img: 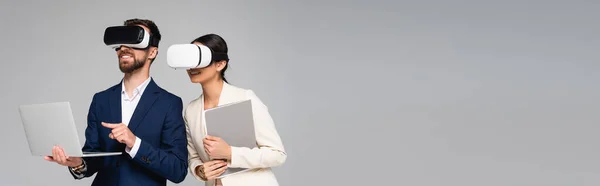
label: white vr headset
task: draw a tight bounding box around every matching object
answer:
[103,25,160,50]
[167,44,229,69]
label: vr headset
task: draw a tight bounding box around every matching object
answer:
[103,25,160,50]
[166,44,229,69]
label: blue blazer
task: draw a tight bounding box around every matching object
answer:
[70,79,188,186]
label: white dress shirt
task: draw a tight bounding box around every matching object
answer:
[71,77,151,177]
[121,77,151,157]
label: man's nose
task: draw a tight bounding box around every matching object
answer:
[115,45,133,51]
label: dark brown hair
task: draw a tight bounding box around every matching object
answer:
[124,18,161,63]
[123,18,161,44]
[191,34,230,83]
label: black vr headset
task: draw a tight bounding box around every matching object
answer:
[166,44,229,69]
[103,25,160,50]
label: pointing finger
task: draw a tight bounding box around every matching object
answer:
[101,122,120,129]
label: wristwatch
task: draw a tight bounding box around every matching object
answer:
[70,160,87,174]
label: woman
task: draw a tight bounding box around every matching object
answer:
[183,33,287,186]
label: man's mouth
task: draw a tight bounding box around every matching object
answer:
[119,53,133,59]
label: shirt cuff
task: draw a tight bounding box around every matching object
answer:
[125,137,142,158]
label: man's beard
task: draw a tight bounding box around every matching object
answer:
[120,56,147,73]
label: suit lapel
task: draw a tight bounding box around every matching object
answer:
[197,83,231,136]
[218,82,233,106]
[109,81,123,123]
[127,79,161,132]
[106,81,124,149]
[197,95,207,136]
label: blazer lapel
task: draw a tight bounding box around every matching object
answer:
[196,94,208,137]
[127,79,160,132]
[108,81,123,123]
[106,81,125,149]
[196,83,232,137]
[217,82,233,106]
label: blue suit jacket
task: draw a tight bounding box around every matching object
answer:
[70,79,188,186]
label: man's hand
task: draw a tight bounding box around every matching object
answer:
[203,135,232,160]
[102,122,136,148]
[44,146,83,167]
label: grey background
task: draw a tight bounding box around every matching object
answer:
[1,0,599,185]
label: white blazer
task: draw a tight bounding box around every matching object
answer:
[184,83,287,186]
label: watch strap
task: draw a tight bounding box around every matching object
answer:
[70,160,87,174]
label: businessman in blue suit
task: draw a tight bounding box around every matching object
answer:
[44,18,188,186]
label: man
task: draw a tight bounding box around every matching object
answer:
[44,18,188,186]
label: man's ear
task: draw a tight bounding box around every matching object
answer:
[148,47,159,60]
[216,60,227,71]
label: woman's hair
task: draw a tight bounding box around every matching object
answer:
[190,34,230,83]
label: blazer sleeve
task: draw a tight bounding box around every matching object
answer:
[229,90,287,169]
[70,93,104,179]
[184,105,205,181]
[130,96,189,183]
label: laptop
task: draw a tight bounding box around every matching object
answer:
[18,101,122,157]
[204,99,257,178]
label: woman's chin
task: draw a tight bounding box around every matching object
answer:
[189,78,204,84]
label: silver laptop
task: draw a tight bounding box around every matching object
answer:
[18,102,122,157]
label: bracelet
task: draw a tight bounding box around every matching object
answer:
[71,161,86,174]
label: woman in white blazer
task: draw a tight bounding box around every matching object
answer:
[182,34,287,186]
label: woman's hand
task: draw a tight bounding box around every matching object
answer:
[203,135,232,160]
[197,160,228,181]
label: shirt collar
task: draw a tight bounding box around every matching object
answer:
[121,77,152,97]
